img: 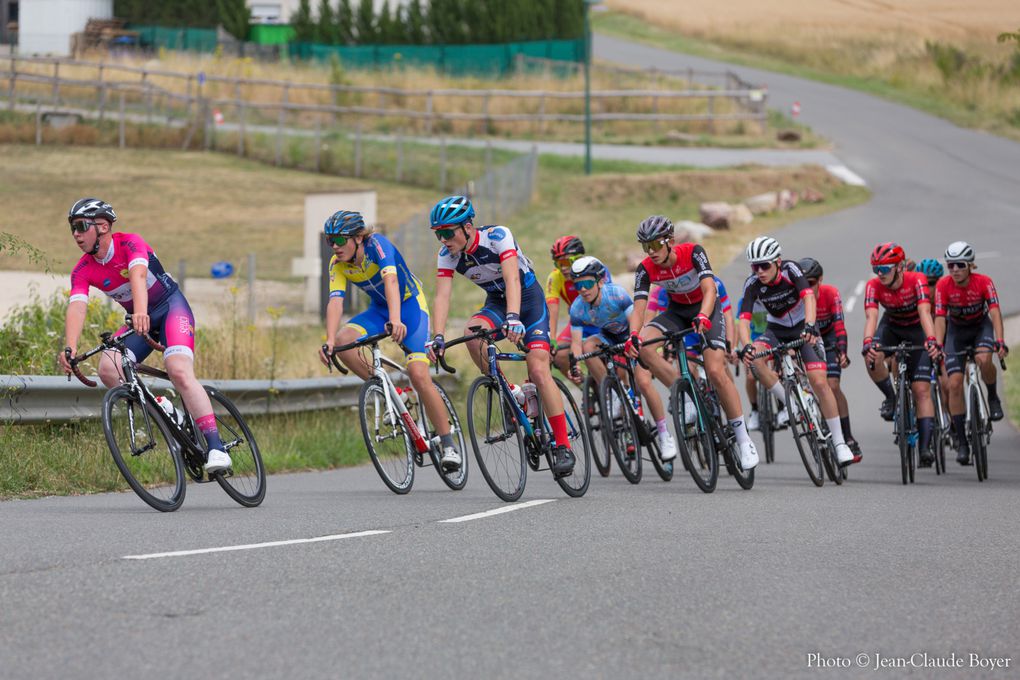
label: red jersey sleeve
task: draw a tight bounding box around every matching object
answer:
[982,274,1000,309]
[864,278,880,311]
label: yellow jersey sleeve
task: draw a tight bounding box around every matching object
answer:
[545,269,564,304]
[328,255,347,299]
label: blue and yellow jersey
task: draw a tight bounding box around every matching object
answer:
[328,233,422,307]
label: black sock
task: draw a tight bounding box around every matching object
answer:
[840,416,854,441]
[440,433,455,449]
[876,377,896,400]
[952,414,967,439]
[750,402,758,413]
[918,417,934,454]
[986,381,998,401]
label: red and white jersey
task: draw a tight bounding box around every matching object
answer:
[815,283,847,349]
[864,271,930,327]
[633,243,714,306]
[934,273,999,326]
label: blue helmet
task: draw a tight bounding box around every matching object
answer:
[429,195,475,228]
[917,258,944,280]
[324,210,366,237]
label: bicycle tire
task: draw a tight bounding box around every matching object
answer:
[671,378,718,493]
[601,376,642,484]
[817,419,842,486]
[758,382,775,464]
[896,380,915,485]
[424,382,469,491]
[643,415,674,482]
[359,379,415,494]
[582,376,612,477]
[971,387,987,482]
[784,381,824,487]
[102,386,186,512]
[931,383,945,476]
[549,377,592,498]
[205,387,266,507]
[716,419,755,490]
[467,376,527,502]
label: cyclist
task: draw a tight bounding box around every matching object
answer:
[738,296,779,431]
[565,256,678,461]
[799,257,862,462]
[737,237,855,466]
[933,241,1008,465]
[316,210,461,472]
[647,276,737,363]
[917,258,944,291]
[546,235,609,380]
[57,198,231,474]
[425,195,575,478]
[861,242,942,466]
[627,215,759,471]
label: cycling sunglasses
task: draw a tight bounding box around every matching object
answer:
[573,278,598,291]
[946,261,968,270]
[640,239,668,253]
[325,234,349,247]
[555,256,580,268]
[872,264,894,275]
[433,226,459,241]
[70,219,98,234]
[751,262,774,272]
[806,278,819,287]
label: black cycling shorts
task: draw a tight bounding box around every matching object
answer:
[944,316,996,375]
[646,299,726,352]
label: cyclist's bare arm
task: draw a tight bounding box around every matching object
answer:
[698,277,717,319]
[322,296,345,365]
[60,300,88,372]
[918,301,936,339]
[629,297,649,336]
[432,275,453,338]
[500,256,522,317]
[934,315,947,346]
[128,263,150,334]
[803,290,817,326]
[382,271,405,342]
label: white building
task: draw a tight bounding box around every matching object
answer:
[18,0,111,55]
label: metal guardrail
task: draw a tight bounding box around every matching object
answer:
[1,372,458,424]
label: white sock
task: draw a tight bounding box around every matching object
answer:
[769,382,786,402]
[656,418,668,436]
[731,417,751,445]
[826,417,846,446]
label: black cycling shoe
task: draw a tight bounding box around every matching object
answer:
[879,396,896,421]
[956,440,972,466]
[550,445,575,479]
[847,438,863,464]
[919,449,934,468]
[988,397,1004,422]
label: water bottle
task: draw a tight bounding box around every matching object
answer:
[509,383,527,410]
[155,395,183,426]
[396,386,414,406]
[522,382,539,419]
[627,386,644,417]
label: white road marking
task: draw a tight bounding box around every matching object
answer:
[123,530,391,560]
[845,280,865,314]
[439,499,556,523]
[825,164,867,186]
[854,280,865,296]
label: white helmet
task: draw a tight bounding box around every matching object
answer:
[746,236,781,264]
[944,241,974,263]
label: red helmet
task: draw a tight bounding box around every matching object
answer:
[550,235,585,260]
[870,242,905,266]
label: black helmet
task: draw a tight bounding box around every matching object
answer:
[636,215,673,243]
[68,198,117,225]
[798,257,823,280]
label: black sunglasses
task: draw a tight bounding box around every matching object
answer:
[946,261,968,270]
[751,262,774,272]
[70,220,97,234]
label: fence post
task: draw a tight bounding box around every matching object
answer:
[98,83,107,125]
[396,131,404,183]
[707,95,715,134]
[484,140,493,214]
[238,99,246,157]
[439,136,447,193]
[52,61,59,104]
[247,253,257,324]
[314,116,321,171]
[145,84,153,124]
[354,121,363,178]
[481,92,490,135]
[177,260,186,294]
[119,92,126,149]
[425,91,433,135]
[7,56,14,111]
[35,102,42,145]
[186,75,193,119]
[275,84,288,166]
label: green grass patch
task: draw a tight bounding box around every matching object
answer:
[1005,353,1020,429]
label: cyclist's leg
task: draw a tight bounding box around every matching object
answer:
[336,307,385,380]
[98,325,150,387]
[552,325,573,377]
[583,335,609,384]
[903,326,935,455]
[466,296,505,373]
[402,296,451,439]
[972,317,1001,418]
[638,308,681,387]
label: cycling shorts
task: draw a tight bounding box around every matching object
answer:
[646,299,726,352]
[347,291,431,365]
[472,281,551,352]
[756,322,826,372]
[875,318,931,383]
[119,290,196,363]
[822,338,842,379]
[944,316,996,376]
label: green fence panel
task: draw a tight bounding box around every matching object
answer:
[249,24,295,46]
[131,25,218,53]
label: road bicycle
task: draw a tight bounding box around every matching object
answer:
[324,327,466,494]
[753,338,843,487]
[662,329,754,493]
[871,342,930,485]
[67,323,265,512]
[444,326,591,502]
[929,360,950,476]
[575,342,673,484]
[947,348,1007,482]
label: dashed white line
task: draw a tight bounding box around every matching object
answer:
[123,530,391,560]
[825,164,867,187]
[439,499,556,523]
[845,280,865,314]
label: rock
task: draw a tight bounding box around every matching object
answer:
[665,129,700,143]
[699,202,732,230]
[801,187,825,203]
[625,249,646,272]
[744,192,778,215]
[777,129,801,142]
[730,204,754,226]
[778,189,799,211]
[677,220,715,242]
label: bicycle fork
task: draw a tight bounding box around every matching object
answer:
[375,366,430,455]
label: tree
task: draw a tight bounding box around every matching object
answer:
[215,0,251,40]
[404,0,427,44]
[291,0,316,42]
[376,0,396,44]
[336,0,354,44]
[355,0,376,43]
[316,0,338,44]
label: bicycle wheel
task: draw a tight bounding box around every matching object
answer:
[359,379,415,494]
[896,382,912,485]
[548,377,592,498]
[817,419,842,486]
[643,414,674,482]
[716,421,755,490]
[102,386,186,512]
[784,381,824,487]
[601,376,642,484]
[970,387,987,482]
[758,382,775,464]
[467,376,527,502]
[671,378,718,493]
[203,388,267,507]
[423,382,469,491]
[583,376,612,477]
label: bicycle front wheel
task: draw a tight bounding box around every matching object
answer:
[422,381,469,491]
[785,382,824,487]
[970,387,988,482]
[897,382,914,485]
[103,386,186,512]
[467,376,527,502]
[671,378,717,493]
[548,377,592,498]
[360,379,415,494]
[205,387,266,507]
[583,376,612,477]
[758,382,775,464]
[601,376,641,484]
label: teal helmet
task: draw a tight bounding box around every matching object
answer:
[429,195,475,228]
[917,258,944,280]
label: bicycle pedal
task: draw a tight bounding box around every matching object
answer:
[414,453,424,467]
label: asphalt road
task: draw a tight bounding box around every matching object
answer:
[3,34,1020,679]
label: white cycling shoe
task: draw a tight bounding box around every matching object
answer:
[204,448,232,474]
[440,446,462,471]
[683,399,698,425]
[657,431,678,461]
[776,406,791,427]
[834,442,854,466]
[737,440,760,471]
[746,410,760,431]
